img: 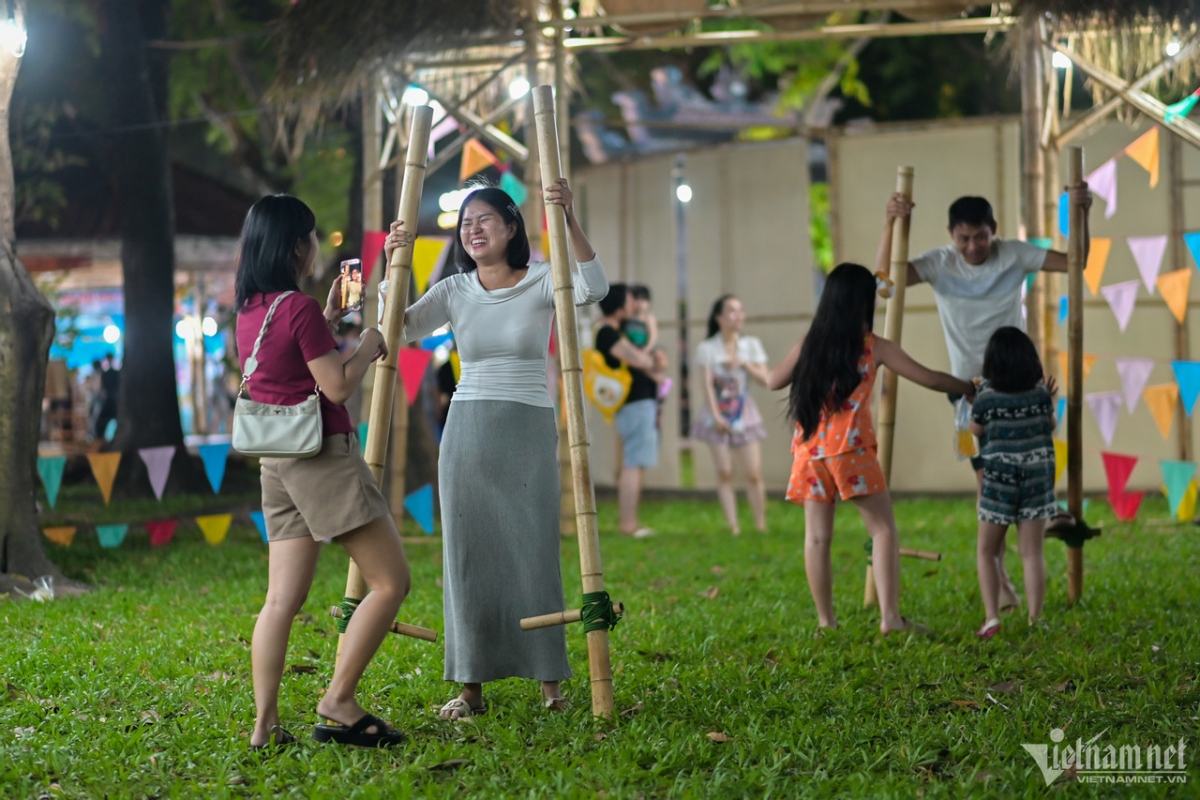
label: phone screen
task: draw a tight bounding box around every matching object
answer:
[341,258,364,312]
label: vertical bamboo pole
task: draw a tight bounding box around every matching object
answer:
[865,166,913,608]
[1065,146,1085,604]
[360,91,384,424]
[1021,26,1046,362]
[532,85,614,719]
[523,0,543,258]
[336,105,432,659]
[1167,133,1194,463]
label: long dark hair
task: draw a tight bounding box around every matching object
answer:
[707,294,734,338]
[452,187,532,272]
[788,263,878,441]
[982,326,1043,393]
[234,194,316,310]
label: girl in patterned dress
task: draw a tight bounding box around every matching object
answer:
[768,263,974,633]
[969,327,1058,638]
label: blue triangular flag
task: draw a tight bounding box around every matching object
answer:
[357,422,369,453]
[1160,461,1197,518]
[1184,231,1200,270]
[36,455,67,509]
[1059,498,1091,515]
[1024,273,1037,293]
[1171,361,1200,415]
[95,523,128,548]
[249,511,268,543]
[499,170,528,207]
[1056,397,1066,429]
[403,484,435,534]
[420,332,455,351]
[1029,237,1054,249]
[1058,296,1068,324]
[1058,192,1070,237]
[197,443,230,494]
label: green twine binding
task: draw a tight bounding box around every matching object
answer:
[581,591,622,632]
[337,596,361,633]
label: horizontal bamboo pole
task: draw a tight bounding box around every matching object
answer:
[520,602,625,631]
[542,0,978,29]
[329,606,438,642]
[899,548,941,562]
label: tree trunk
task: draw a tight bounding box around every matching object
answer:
[0,1,83,594]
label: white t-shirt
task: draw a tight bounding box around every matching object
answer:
[693,334,768,372]
[911,239,1047,381]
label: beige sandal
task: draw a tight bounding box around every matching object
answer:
[438,697,487,720]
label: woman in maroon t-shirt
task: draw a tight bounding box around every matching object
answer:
[235,195,411,749]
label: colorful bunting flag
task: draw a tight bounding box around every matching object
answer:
[1160,461,1197,518]
[36,455,66,509]
[1124,127,1160,188]
[420,332,455,351]
[403,484,435,534]
[1086,158,1118,219]
[1101,451,1138,497]
[95,523,128,549]
[198,443,230,494]
[1057,352,1097,387]
[249,511,268,543]
[499,170,528,207]
[146,519,178,547]
[42,526,76,547]
[1172,361,1200,415]
[428,114,460,158]
[196,514,232,546]
[1115,358,1154,413]
[1110,490,1144,521]
[1157,268,1192,324]
[1058,295,1068,324]
[1058,191,1069,237]
[397,349,433,405]
[1177,481,1198,521]
[138,446,176,501]
[1053,439,1068,485]
[357,421,369,454]
[1086,391,1122,446]
[412,237,450,294]
[1100,280,1139,332]
[449,350,461,383]
[1084,238,1112,296]
[1184,231,1200,270]
[86,452,122,505]
[1056,397,1066,429]
[460,138,499,182]
[1127,236,1167,293]
[1143,383,1178,439]
[1165,88,1200,124]
[361,231,388,286]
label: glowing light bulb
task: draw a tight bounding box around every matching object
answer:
[676,184,693,203]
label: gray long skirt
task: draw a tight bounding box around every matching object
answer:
[439,400,571,684]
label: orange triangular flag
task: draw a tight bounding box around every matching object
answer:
[1157,268,1191,324]
[1053,439,1068,486]
[1057,352,1097,387]
[459,138,499,182]
[42,526,76,547]
[1083,238,1112,296]
[86,452,122,505]
[1124,127,1160,188]
[1143,382,1178,439]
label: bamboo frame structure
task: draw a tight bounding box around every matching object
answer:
[865,166,913,609]
[1065,146,1085,604]
[333,106,434,656]
[525,84,617,719]
[521,602,625,632]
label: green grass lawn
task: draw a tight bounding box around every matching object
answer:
[3,490,1198,798]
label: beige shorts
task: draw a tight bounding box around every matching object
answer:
[260,432,391,542]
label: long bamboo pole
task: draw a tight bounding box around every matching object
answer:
[531,84,615,719]
[865,166,913,609]
[1065,146,1085,604]
[1167,133,1193,464]
[334,105,433,660]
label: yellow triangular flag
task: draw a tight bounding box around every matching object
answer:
[450,350,461,383]
[1057,352,1097,387]
[1178,480,1198,521]
[412,238,448,294]
[86,452,122,505]
[1143,382,1178,439]
[1084,238,1112,296]
[196,514,232,546]
[1157,268,1191,324]
[459,138,498,182]
[1124,127,1160,188]
[1053,439,1068,486]
[42,526,76,547]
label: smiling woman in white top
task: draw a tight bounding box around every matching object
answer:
[382,181,608,721]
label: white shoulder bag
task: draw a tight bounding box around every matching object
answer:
[232,291,324,458]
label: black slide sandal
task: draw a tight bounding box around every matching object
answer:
[313,713,405,748]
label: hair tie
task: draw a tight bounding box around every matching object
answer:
[875,270,894,299]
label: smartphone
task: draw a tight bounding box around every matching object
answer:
[340,258,364,312]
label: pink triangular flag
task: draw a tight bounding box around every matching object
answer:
[361,231,388,286]
[1086,391,1122,447]
[1085,158,1118,219]
[146,519,178,547]
[397,348,434,406]
[138,446,176,501]
[1102,451,1138,497]
[1127,236,1167,294]
[1115,358,1154,413]
[1099,280,1140,332]
[1111,490,1144,521]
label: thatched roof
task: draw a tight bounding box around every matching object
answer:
[1017,0,1200,28]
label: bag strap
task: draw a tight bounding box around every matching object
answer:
[239,292,320,398]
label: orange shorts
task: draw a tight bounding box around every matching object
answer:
[786,447,887,504]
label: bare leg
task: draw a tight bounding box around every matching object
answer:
[1016,518,1047,622]
[803,499,837,629]
[707,442,740,534]
[735,440,767,532]
[251,536,322,747]
[977,520,1008,625]
[849,491,905,632]
[315,515,411,732]
[977,467,1019,609]
[618,465,643,534]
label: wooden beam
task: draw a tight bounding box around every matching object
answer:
[543,0,974,29]
[417,86,529,164]
[424,95,524,175]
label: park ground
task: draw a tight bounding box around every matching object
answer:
[2,487,1198,799]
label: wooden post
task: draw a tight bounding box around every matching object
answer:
[1065,146,1085,604]
[335,106,433,661]
[532,85,615,719]
[1167,132,1194,463]
[865,165,913,608]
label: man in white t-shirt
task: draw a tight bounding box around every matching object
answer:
[877,189,1092,610]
